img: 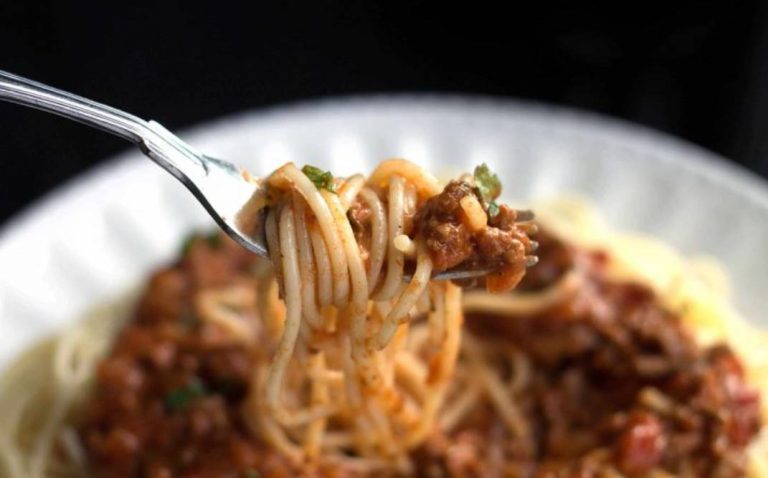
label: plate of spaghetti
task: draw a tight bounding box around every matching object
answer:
[0,96,766,477]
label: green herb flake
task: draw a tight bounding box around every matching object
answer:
[243,469,261,478]
[166,379,207,412]
[302,165,337,193]
[180,231,221,255]
[205,231,222,249]
[487,201,500,218]
[180,235,197,256]
[473,163,502,203]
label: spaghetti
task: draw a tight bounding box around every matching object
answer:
[452,198,768,476]
[0,173,766,477]
[242,159,535,469]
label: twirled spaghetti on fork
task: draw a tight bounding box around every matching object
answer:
[242,159,535,470]
[1,160,765,478]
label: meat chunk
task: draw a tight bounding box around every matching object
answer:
[414,181,533,292]
[615,412,665,475]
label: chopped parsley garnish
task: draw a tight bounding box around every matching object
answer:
[302,165,336,193]
[166,379,207,411]
[474,163,501,200]
[205,231,222,249]
[474,163,502,217]
[180,231,222,255]
[180,234,197,255]
[487,201,500,218]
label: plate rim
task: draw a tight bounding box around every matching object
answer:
[1,93,767,369]
[2,93,767,241]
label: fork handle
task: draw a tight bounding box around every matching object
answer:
[0,69,207,181]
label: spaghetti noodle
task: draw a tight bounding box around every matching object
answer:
[0,172,765,477]
[242,159,535,469]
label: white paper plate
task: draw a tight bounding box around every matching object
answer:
[1,95,767,368]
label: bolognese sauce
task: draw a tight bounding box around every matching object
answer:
[79,232,761,477]
[80,237,298,477]
[422,232,762,477]
[412,180,535,293]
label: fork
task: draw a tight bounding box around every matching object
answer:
[0,69,532,281]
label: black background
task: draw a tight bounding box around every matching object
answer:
[2,2,767,226]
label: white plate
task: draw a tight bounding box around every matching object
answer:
[1,95,767,368]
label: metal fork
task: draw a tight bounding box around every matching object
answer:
[0,69,532,281]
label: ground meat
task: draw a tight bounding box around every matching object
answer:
[347,199,371,243]
[417,233,762,477]
[424,222,473,271]
[413,181,477,271]
[80,235,300,478]
[615,412,665,475]
[82,231,762,477]
[347,199,373,268]
[413,181,533,292]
